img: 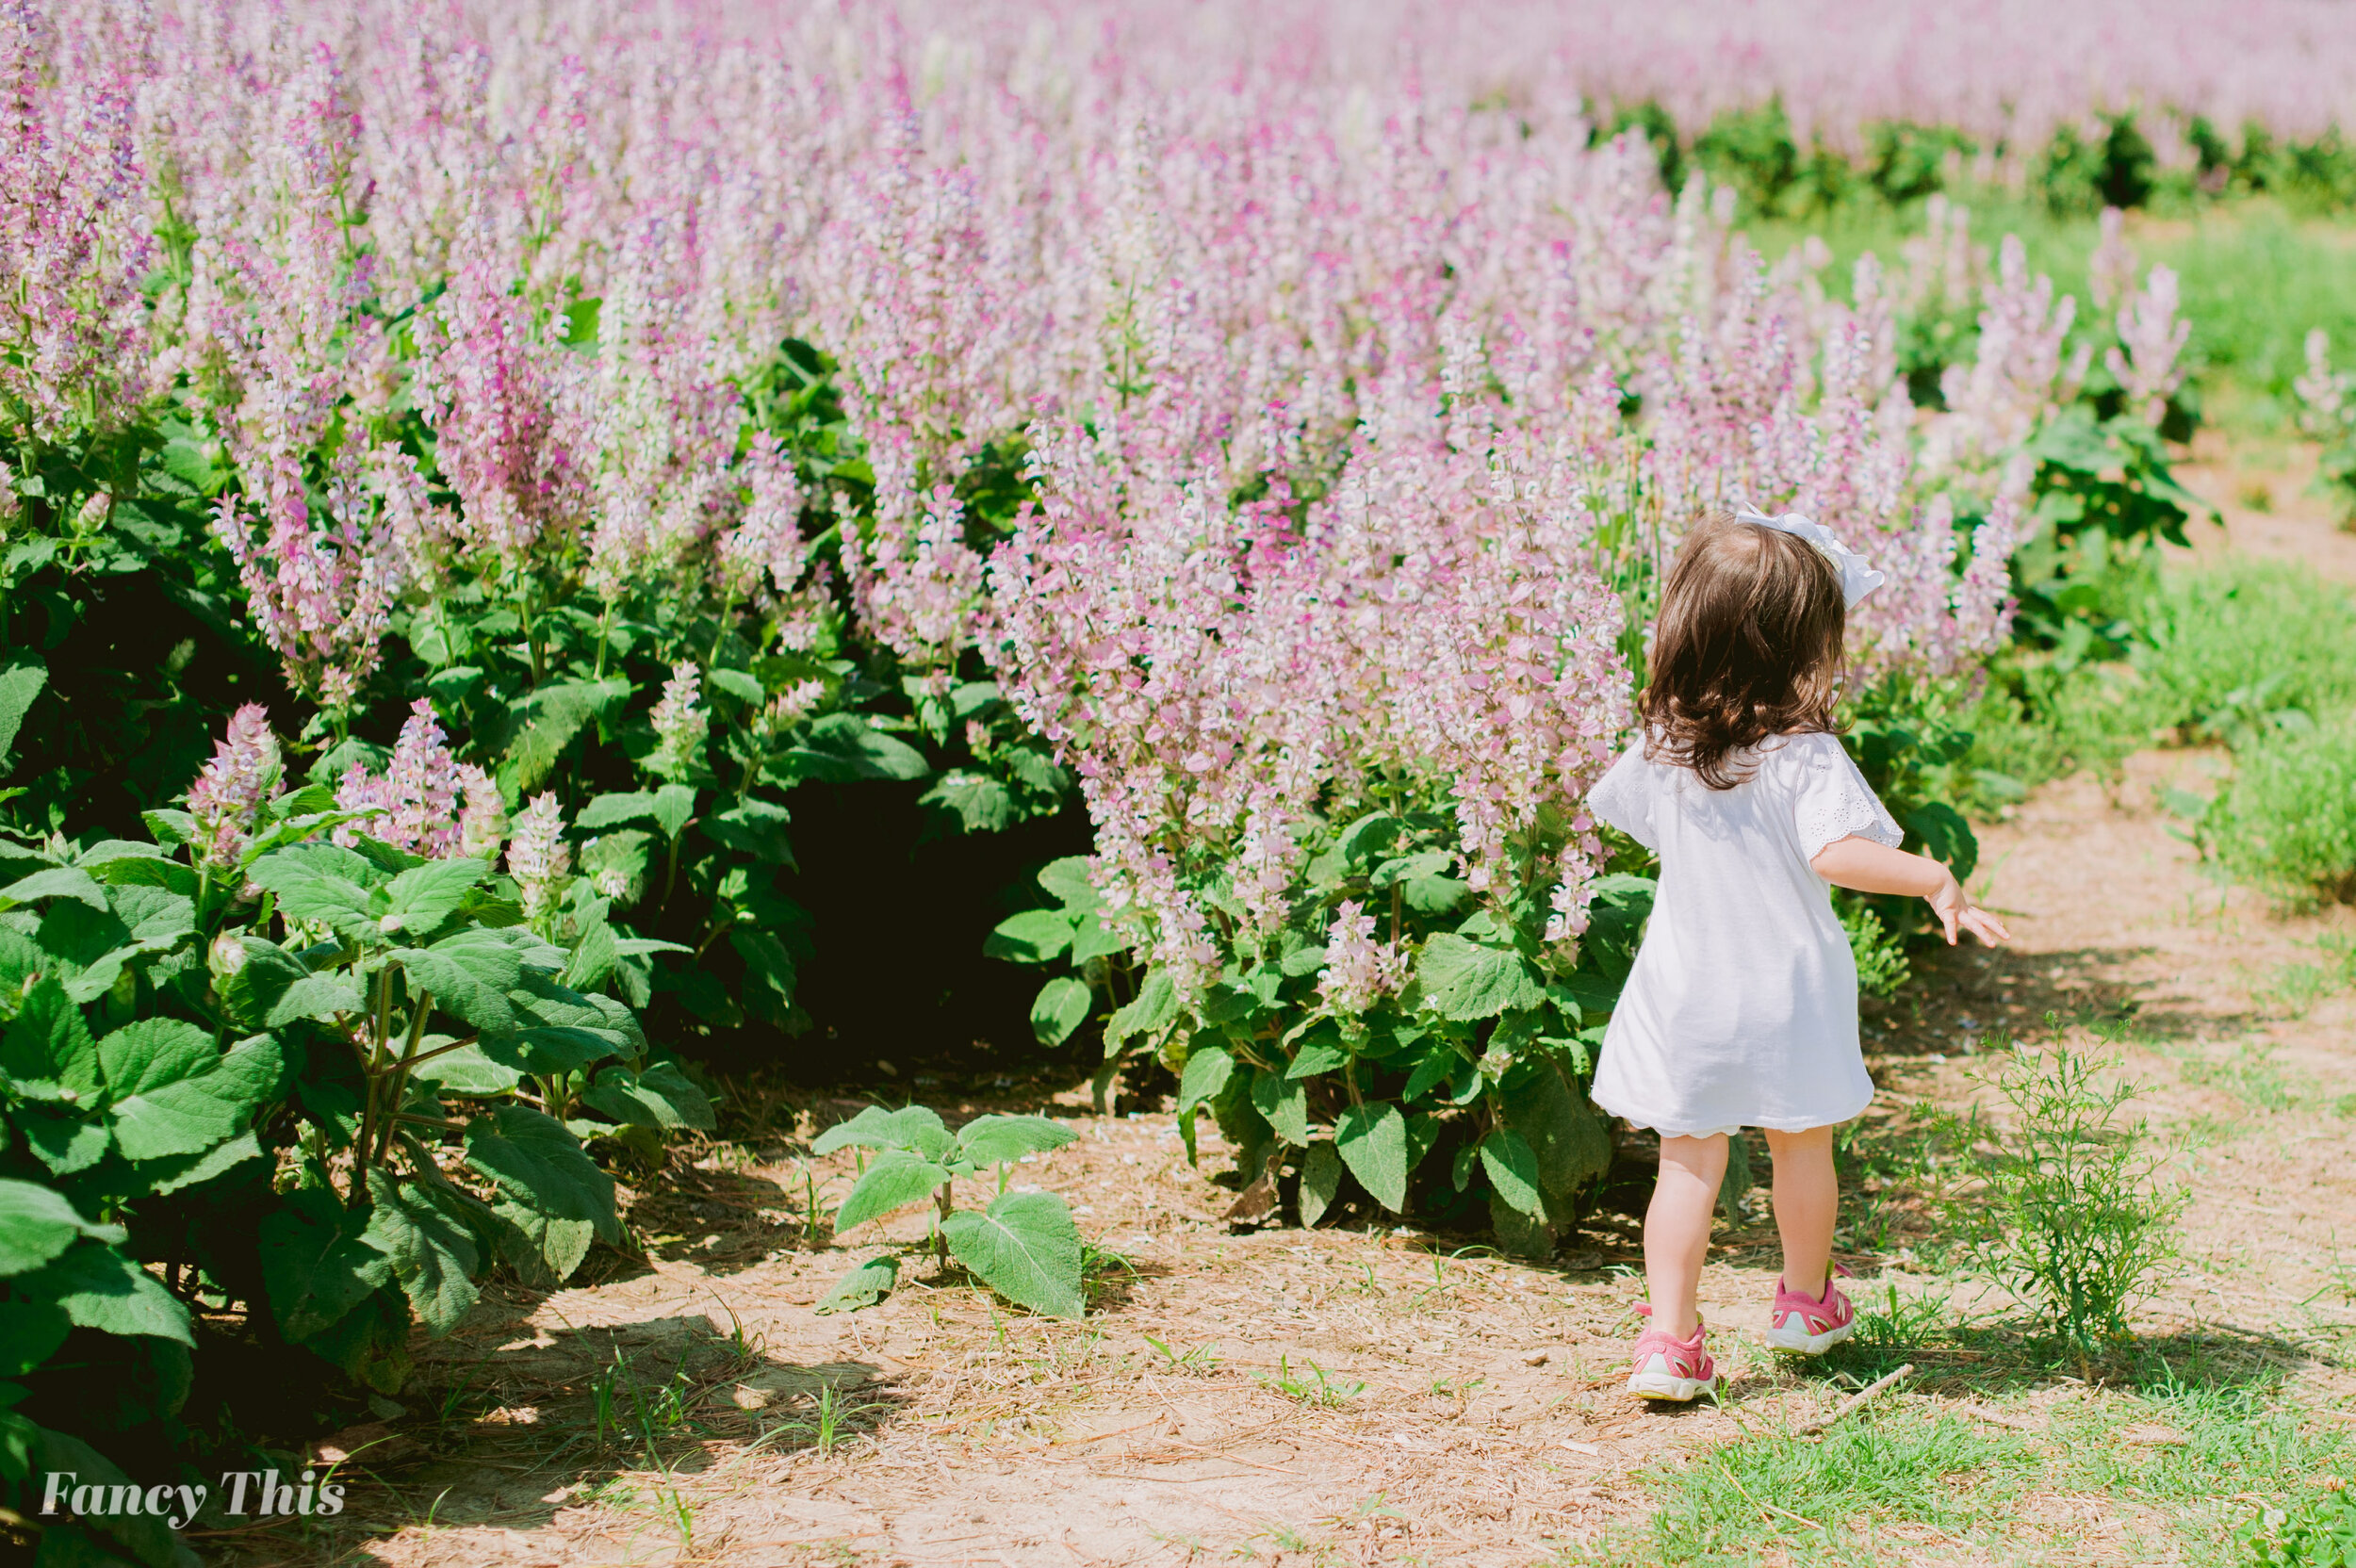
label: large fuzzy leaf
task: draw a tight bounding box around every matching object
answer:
[462,1104,619,1240]
[833,1152,952,1233]
[1415,934,1544,1021]
[395,927,524,1035]
[811,1104,947,1156]
[956,1114,1075,1168]
[1028,976,1093,1047]
[812,1254,899,1315]
[14,1237,194,1345]
[361,1169,481,1338]
[942,1191,1084,1319]
[0,978,100,1101]
[1335,1101,1411,1213]
[579,1061,715,1131]
[0,1179,123,1276]
[381,858,490,937]
[258,1187,395,1340]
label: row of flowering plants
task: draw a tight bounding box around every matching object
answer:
[0,25,2215,1557]
[0,702,707,1559]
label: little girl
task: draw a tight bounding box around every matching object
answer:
[1585,507,2009,1402]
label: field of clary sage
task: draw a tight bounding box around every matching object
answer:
[3,2,2356,1564]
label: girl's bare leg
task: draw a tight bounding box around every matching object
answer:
[1761,1124,1839,1298]
[1643,1134,1729,1338]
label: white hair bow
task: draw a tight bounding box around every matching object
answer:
[1732,504,1886,609]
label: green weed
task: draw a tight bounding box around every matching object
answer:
[1141,1334,1219,1376]
[1259,1354,1363,1407]
[1943,1040,2187,1357]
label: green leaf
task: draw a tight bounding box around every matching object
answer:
[1335,1102,1411,1213]
[1176,1045,1234,1113]
[709,667,764,706]
[578,1061,716,1131]
[489,1197,596,1290]
[410,1040,524,1096]
[1029,976,1093,1046]
[984,908,1073,964]
[564,920,619,993]
[1251,1069,1309,1146]
[0,978,100,1102]
[0,866,107,911]
[833,1152,951,1232]
[21,1114,111,1176]
[1299,1142,1344,1227]
[505,678,628,792]
[1415,934,1545,1021]
[246,845,384,940]
[1069,910,1125,964]
[1036,857,1099,912]
[395,927,524,1035]
[920,772,1014,834]
[102,1026,280,1164]
[1905,801,1980,881]
[812,1254,899,1315]
[1497,1058,1612,1207]
[381,858,489,936]
[462,1104,619,1240]
[361,1168,480,1338]
[258,1187,395,1340]
[704,798,796,865]
[956,1114,1075,1168]
[731,928,799,1024]
[778,712,930,782]
[0,1180,123,1276]
[96,1019,214,1097]
[1284,1020,1350,1078]
[15,1237,193,1345]
[810,1104,948,1155]
[941,1190,1084,1319]
[1478,1130,1546,1218]
[0,659,45,764]
[1104,969,1178,1050]
[140,1129,265,1196]
[264,972,366,1026]
[578,785,698,840]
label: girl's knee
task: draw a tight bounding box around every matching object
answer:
[1761,1123,1836,1157]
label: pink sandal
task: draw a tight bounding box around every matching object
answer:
[1765,1264,1857,1354]
[1626,1305,1716,1401]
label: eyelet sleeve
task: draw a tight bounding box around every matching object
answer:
[1586,743,1658,851]
[1782,733,1904,861]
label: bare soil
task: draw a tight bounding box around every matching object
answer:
[207,445,2356,1568]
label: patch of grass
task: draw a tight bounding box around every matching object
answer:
[2135,564,2356,745]
[2172,1037,2304,1113]
[1575,1372,2356,1567]
[1566,1407,2036,1565]
[2209,712,2356,906]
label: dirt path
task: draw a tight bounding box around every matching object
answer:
[216,462,2356,1568]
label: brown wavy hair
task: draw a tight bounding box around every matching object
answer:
[1638,508,1846,790]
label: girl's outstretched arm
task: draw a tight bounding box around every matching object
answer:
[1809,834,2011,946]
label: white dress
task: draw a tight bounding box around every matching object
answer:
[1583,729,1904,1138]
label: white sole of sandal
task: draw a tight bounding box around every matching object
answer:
[1765,1316,1857,1354]
[1627,1369,1710,1401]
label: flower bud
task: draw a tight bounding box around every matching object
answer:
[208,929,249,984]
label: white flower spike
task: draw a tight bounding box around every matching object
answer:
[1732,504,1886,609]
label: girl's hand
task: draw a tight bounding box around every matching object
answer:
[1811,835,2011,946]
[1928,868,2010,947]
